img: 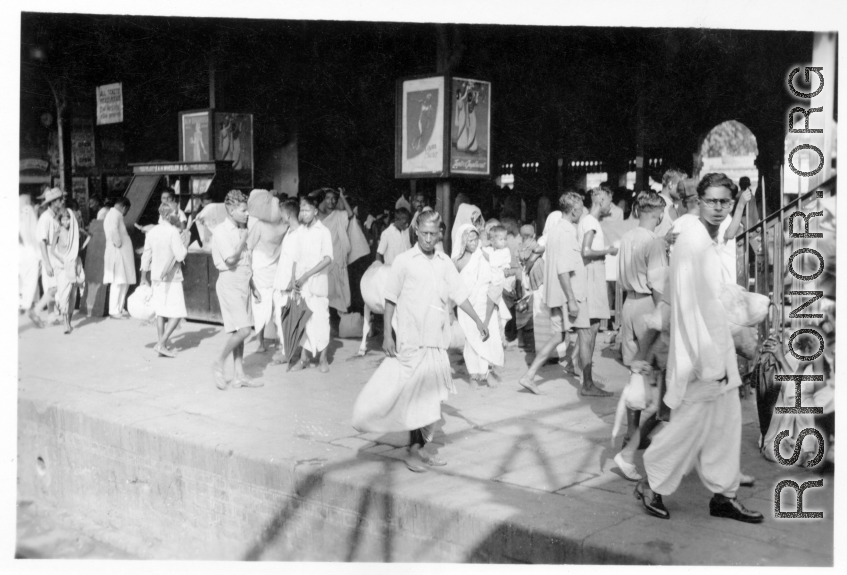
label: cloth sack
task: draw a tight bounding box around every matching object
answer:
[127,285,155,321]
[611,371,658,442]
[338,311,365,339]
[719,283,770,360]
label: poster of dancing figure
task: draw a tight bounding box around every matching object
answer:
[214,112,254,188]
[398,75,445,176]
[450,77,490,176]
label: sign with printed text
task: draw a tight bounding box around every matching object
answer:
[96,83,124,125]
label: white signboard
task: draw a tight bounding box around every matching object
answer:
[96,83,123,125]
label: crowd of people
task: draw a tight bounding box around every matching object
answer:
[20,168,816,524]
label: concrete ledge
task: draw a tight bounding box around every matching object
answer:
[16,317,834,564]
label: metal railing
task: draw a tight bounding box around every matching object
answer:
[734,177,836,344]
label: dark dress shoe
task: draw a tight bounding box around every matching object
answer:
[709,494,763,523]
[634,480,670,519]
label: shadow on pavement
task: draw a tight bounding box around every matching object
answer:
[168,326,220,351]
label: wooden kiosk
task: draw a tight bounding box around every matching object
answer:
[119,160,238,323]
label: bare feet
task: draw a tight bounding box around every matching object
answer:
[518,376,544,395]
[27,310,45,328]
[318,360,330,373]
[288,360,308,373]
[233,375,264,388]
[580,383,613,397]
[212,361,228,390]
[154,345,176,358]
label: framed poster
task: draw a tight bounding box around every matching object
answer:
[179,110,213,162]
[71,117,96,172]
[449,77,491,176]
[214,112,254,188]
[72,177,89,220]
[106,175,132,196]
[396,75,447,178]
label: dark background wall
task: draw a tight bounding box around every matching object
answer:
[20,13,818,208]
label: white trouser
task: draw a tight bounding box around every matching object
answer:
[644,385,741,497]
[109,283,129,316]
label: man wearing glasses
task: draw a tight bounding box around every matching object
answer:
[635,173,763,524]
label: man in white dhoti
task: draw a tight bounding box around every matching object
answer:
[103,197,136,319]
[246,189,288,352]
[140,203,190,358]
[351,210,489,472]
[33,188,65,324]
[635,173,763,524]
[271,199,303,363]
[290,190,334,373]
[20,195,44,327]
[318,187,365,313]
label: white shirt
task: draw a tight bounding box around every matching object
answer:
[384,244,469,351]
[141,222,189,282]
[377,224,412,265]
[482,246,511,285]
[577,213,605,251]
[654,192,676,238]
[36,209,59,248]
[211,218,250,272]
[296,220,334,297]
[274,226,303,291]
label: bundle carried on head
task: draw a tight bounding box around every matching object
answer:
[246,188,281,223]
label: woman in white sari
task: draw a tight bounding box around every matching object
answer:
[451,203,484,252]
[453,223,503,386]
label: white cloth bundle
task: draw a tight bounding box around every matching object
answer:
[127,285,155,321]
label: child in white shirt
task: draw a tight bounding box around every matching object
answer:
[376,207,412,265]
[482,225,513,348]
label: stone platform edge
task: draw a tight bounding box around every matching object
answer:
[16,395,824,565]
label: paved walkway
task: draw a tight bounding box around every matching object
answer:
[17,314,834,564]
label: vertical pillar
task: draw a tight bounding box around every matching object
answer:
[557,158,564,194]
[634,64,647,193]
[436,181,452,253]
[435,25,455,254]
[209,57,216,109]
